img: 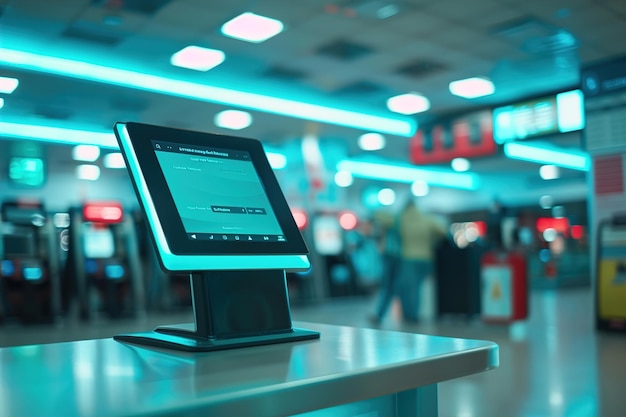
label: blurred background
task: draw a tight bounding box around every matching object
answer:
[1,1,626,416]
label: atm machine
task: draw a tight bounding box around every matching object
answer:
[68,201,145,320]
[0,200,61,324]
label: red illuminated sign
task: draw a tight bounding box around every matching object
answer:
[83,202,124,224]
[409,110,496,164]
[536,217,570,237]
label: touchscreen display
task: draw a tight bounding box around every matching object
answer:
[153,140,287,243]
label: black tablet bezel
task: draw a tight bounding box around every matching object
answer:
[117,122,308,257]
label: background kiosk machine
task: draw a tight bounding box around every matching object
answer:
[113,122,319,351]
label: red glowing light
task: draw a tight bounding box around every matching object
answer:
[472,221,487,236]
[83,202,124,223]
[291,208,308,230]
[536,217,569,237]
[338,211,358,230]
[571,225,584,240]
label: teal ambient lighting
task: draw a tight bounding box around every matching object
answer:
[0,48,415,136]
[504,142,590,171]
[336,158,480,190]
[0,121,117,148]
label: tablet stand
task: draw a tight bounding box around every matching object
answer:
[114,269,319,352]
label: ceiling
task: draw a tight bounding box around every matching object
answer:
[0,0,624,209]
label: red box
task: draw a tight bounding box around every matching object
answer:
[480,251,528,323]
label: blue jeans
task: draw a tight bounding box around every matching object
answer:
[376,258,432,322]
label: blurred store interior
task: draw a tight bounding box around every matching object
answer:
[1,1,626,416]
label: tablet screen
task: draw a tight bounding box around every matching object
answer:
[114,122,309,271]
[153,140,286,243]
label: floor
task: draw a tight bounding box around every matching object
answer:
[1,286,625,417]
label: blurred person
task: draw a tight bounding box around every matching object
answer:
[370,200,446,324]
[368,210,401,325]
[395,200,447,323]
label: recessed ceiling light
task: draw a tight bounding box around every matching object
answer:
[451,157,471,172]
[539,165,560,180]
[0,76,19,94]
[378,188,396,206]
[335,170,354,187]
[103,153,125,169]
[221,12,284,43]
[386,93,430,114]
[72,145,100,162]
[265,152,287,170]
[214,109,252,130]
[449,77,495,99]
[411,180,429,197]
[170,46,225,71]
[357,132,386,151]
[76,164,100,181]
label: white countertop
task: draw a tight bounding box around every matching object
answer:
[0,322,499,417]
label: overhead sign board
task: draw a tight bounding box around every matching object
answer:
[409,110,495,165]
[493,90,585,143]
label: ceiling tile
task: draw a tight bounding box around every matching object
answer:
[425,0,511,22]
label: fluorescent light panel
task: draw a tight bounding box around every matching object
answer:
[539,165,560,180]
[214,109,252,130]
[76,164,100,181]
[386,93,430,115]
[378,188,396,205]
[170,46,225,71]
[336,159,480,190]
[104,153,126,169]
[504,142,590,171]
[451,157,471,172]
[0,121,117,148]
[334,170,354,187]
[221,12,284,43]
[0,48,413,136]
[411,180,429,196]
[449,77,494,99]
[358,132,385,151]
[265,152,287,170]
[0,76,19,94]
[73,145,100,162]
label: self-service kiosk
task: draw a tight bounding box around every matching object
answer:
[68,201,144,320]
[0,200,61,324]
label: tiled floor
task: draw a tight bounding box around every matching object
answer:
[1,286,625,417]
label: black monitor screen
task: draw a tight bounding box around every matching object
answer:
[114,122,309,271]
[153,141,286,243]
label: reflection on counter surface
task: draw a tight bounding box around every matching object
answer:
[0,288,624,417]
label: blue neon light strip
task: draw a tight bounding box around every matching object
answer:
[0,121,118,148]
[0,48,416,136]
[503,142,590,171]
[336,158,480,190]
[0,121,287,169]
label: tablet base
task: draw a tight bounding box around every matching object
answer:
[115,325,319,352]
[114,270,320,352]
